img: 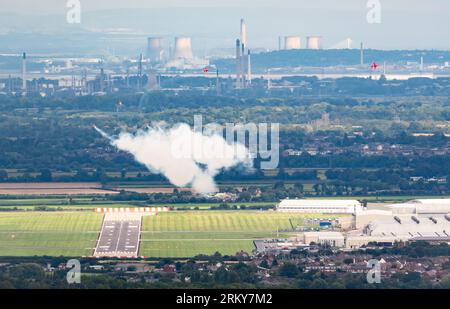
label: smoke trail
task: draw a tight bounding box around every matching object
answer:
[92,125,112,141]
[95,124,252,194]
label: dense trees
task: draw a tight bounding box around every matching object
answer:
[0,90,448,196]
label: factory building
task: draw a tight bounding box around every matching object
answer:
[349,199,450,248]
[389,199,450,214]
[302,231,346,247]
[354,209,393,229]
[277,199,362,214]
[293,198,450,249]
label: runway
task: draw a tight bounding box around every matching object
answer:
[93,213,142,258]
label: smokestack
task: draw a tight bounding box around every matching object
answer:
[241,43,246,87]
[147,37,164,62]
[174,37,193,59]
[247,49,252,86]
[138,53,143,90]
[360,42,364,66]
[240,18,247,46]
[21,52,27,93]
[235,39,241,89]
[284,36,301,50]
[278,36,283,50]
[306,36,323,49]
[99,68,105,92]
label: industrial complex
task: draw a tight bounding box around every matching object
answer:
[275,198,450,250]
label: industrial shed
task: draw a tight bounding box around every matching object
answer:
[277,199,362,214]
[389,199,450,214]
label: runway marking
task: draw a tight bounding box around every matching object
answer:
[93,213,144,258]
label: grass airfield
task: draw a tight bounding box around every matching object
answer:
[0,212,102,256]
[3,193,444,257]
[0,209,336,257]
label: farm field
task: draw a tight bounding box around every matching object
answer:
[0,212,103,256]
[140,211,338,257]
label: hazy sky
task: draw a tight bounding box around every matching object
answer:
[1,0,449,13]
[0,0,449,50]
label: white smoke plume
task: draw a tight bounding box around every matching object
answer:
[94,124,252,194]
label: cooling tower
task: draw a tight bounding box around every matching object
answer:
[306,36,323,49]
[147,37,164,62]
[174,37,193,59]
[284,36,301,50]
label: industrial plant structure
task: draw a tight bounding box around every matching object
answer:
[284,36,301,50]
[21,52,26,94]
[306,36,323,49]
[174,37,194,59]
[285,198,450,249]
[235,18,252,88]
[146,37,164,63]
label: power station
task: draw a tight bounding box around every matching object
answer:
[174,37,194,59]
[146,37,164,63]
[284,36,301,50]
[306,36,323,49]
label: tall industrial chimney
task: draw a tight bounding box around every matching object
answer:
[235,39,241,88]
[278,36,283,50]
[247,49,252,86]
[147,37,164,62]
[240,18,247,47]
[138,53,143,90]
[99,67,105,92]
[241,42,246,86]
[174,37,193,59]
[21,52,27,93]
[284,36,301,50]
[306,36,323,49]
[360,42,364,66]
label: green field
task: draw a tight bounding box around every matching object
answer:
[0,210,337,257]
[140,211,336,258]
[0,212,103,256]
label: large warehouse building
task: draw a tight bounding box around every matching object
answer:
[277,199,362,214]
[295,198,450,249]
[389,199,450,214]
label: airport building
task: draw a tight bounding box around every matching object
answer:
[302,231,345,247]
[294,199,450,249]
[277,199,362,214]
[389,199,450,214]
